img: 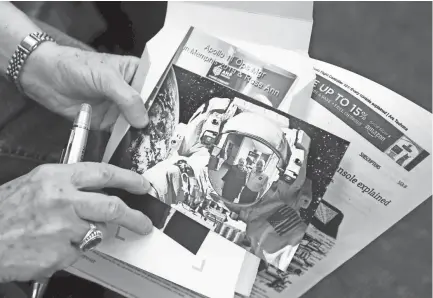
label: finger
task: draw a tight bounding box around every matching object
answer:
[112,81,149,129]
[68,162,151,194]
[72,191,153,235]
[55,246,82,271]
[34,245,81,280]
[34,269,56,281]
[54,200,108,245]
[66,215,92,244]
[104,57,148,129]
[99,104,120,131]
[120,55,141,84]
[60,246,82,268]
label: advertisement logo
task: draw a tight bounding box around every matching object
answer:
[212,65,223,76]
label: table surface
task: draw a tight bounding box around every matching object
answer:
[304,2,432,298]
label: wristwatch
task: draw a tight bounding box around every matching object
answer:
[5,32,55,92]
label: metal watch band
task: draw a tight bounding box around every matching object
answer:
[5,32,56,91]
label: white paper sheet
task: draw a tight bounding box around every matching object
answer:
[241,56,432,298]
[74,26,333,298]
[68,3,319,297]
[71,48,432,298]
[165,1,313,53]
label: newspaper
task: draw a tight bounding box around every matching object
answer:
[69,43,431,298]
[233,49,432,297]
[67,27,349,298]
[247,57,431,298]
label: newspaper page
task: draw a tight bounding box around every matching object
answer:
[68,27,349,298]
[241,55,432,297]
[67,251,258,298]
[69,43,431,298]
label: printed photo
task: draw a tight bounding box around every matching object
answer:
[109,67,349,272]
[107,27,349,273]
[256,200,344,292]
[385,136,425,169]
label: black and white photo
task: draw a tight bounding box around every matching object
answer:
[108,27,350,273]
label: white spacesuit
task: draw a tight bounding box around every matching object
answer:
[142,96,313,271]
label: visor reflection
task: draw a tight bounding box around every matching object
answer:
[208,133,281,206]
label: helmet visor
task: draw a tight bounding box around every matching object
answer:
[207,132,283,207]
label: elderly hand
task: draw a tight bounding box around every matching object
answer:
[0,162,153,283]
[19,42,148,130]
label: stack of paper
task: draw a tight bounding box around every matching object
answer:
[67,2,432,298]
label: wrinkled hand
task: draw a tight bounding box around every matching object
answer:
[19,42,148,130]
[0,162,153,283]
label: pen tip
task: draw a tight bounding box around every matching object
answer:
[74,103,92,129]
[80,103,92,114]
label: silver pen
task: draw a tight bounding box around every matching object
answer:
[31,103,92,298]
[60,103,92,164]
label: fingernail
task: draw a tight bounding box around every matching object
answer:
[143,227,153,236]
[143,109,149,127]
[142,216,154,235]
[131,94,148,129]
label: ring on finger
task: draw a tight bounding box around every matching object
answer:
[78,223,103,252]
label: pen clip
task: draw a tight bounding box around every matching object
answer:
[60,129,75,164]
[59,148,66,163]
[31,278,50,298]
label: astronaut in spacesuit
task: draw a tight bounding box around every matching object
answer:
[142,96,313,270]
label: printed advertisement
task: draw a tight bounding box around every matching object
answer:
[244,59,432,298]
[105,27,348,279]
[312,74,428,171]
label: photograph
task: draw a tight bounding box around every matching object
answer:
[385,136,425,169]
[108,60,349,272]
[256,200,344,292]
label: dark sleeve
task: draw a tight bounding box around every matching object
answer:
[222,166,233,181]
[241,170,248,184]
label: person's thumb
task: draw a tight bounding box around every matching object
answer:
[104,56,149,129]
[107,79,149,129]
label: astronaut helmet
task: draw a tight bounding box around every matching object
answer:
[206,110,309,210]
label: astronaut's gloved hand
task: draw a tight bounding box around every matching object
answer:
[229,212,239,220]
